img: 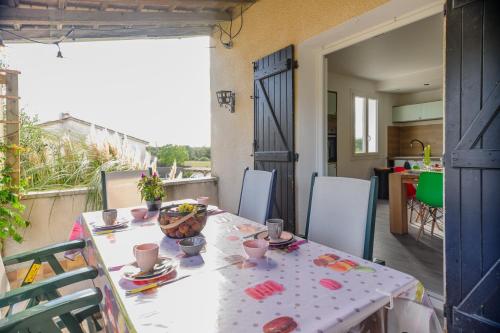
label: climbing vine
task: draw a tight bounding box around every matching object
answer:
[0,144,29,243]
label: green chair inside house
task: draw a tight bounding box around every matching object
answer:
[415,171,443,241]
[0,240,103,332]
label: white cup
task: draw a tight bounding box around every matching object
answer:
[133,243,159,272]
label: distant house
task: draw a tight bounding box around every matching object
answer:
[39,113,150,159]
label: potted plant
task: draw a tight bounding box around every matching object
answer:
[137,172,164,211]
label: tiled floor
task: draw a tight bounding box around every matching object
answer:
[7,255,87,288]
[373,200,444,295]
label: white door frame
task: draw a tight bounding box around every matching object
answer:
[316,1,444,176]
[295,0,443,233]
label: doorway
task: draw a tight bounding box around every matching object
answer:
[324,13,445,298]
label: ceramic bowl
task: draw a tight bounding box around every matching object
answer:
[243,239,269,258]
[131,208,148,220]
[179,236,206,256]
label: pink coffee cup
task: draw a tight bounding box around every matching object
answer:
[133,243,159,272]
[197,196,209,206]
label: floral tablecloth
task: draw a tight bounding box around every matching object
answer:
[80,205,440,333]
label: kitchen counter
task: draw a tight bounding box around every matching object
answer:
[388,156,441,160]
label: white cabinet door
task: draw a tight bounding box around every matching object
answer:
[392,100,443,122]
[393,104,422,122]
[420,101,443,120]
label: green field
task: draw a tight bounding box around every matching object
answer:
[183,160,211,168]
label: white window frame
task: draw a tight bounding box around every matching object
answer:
[351,91,379,158]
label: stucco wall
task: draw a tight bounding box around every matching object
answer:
[4,188,89,257]
[3,178,218,256]
[210,0,389,224]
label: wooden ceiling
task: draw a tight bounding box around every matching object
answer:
[0,0,255,42]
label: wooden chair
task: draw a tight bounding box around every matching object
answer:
[101,169,150,210]
[305,173,381,262]
[237,167,277,224]
[0,241,102,332]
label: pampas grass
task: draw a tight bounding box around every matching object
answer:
[21,116,152,211]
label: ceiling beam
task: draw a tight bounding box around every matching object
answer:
[74,0,253,5]
[0,7,227,26]
[0,26,214,41]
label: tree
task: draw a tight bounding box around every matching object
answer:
[157,145,189,166]
[186,146,211,161]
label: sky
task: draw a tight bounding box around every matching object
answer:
[4,37,211,147]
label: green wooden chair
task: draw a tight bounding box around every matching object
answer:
[0,280,102,332]
[415,171,443,241]
[3,240,87,287]
[0,240,103,332]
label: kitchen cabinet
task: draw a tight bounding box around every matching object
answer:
[328,163,337,176]
[392,100,443,123]
[328,91,337,116]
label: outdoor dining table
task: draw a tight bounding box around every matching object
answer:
[79,200,435,333]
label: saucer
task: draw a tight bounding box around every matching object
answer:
[93,220,128,231]
[255,231,294,245]
[121,257,176,282]
[93,217,129,230]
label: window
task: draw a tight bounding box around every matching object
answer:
[353,94,378,154]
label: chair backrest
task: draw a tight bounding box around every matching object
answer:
[0,255,10,318]
[305,174,378,260]
[101,169,150,210]
[416,172,443,208]
[237,168,277,224]
[394,167,416,197]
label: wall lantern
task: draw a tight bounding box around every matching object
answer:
[216,90,235,113]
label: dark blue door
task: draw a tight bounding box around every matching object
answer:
[253,45,297,233]
[444,0,500,331]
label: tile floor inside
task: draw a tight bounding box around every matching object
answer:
[373,200,444,295]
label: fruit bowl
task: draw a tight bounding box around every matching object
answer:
[158,203,207,239]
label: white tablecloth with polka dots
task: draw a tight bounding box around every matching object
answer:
[81,208,429,333]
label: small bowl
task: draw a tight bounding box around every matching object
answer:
[243,239,269,258]
[131,208,148,220]
[179,236,206,256]
[197,196,209,206]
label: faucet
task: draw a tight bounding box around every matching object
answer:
[410,139,425,155]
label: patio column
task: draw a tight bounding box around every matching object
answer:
[1,69,20,186]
